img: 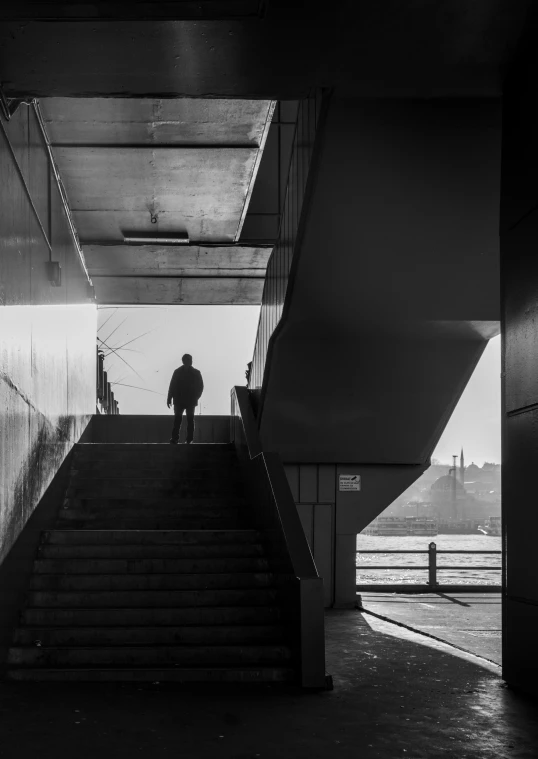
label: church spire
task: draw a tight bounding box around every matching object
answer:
[460,447,465,486]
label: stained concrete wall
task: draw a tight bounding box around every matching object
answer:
[0,103,96,569]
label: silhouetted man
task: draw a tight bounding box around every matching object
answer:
[167,354,204,445]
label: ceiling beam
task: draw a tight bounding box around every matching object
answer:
[83,243,272,277]
[235,100,275,241]
[49,143,258,150]
[92,276,265,305]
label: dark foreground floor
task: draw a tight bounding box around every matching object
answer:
[0,611,536,759]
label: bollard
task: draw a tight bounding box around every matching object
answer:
[428,541,438,587]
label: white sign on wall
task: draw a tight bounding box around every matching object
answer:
[339,474,361,492]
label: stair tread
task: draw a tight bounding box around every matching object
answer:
[8,646,293,668]
[38,546,265,559]
[9,441,300,684]
[30,573,274,591]
[57,519,241,524]
[21,607,283,623]
[43,530,261,545]
[45,529,259,536]
[34,558,269,573]
[14,625,285,636]
[27,589,278,608]
[70,472,240,478]
[8,645,293,666]
[10,644,291,651]
[6,667,296,683]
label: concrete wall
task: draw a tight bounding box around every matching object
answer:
[500,25,538,693]
[260,97,501,609]
[260,97,501,465]
[285,462,425,608]
[0,103,95,569]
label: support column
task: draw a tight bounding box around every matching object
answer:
[334,534,358,609]
[501,21,538,694]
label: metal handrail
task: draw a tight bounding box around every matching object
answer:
[356,543,502,588]
[33,100,92,286]
[356,550,501,554]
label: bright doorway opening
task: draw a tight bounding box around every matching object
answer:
[97,305,260,415]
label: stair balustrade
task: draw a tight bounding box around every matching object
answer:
[231,386,328,689]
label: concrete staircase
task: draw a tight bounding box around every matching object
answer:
[6,444,295,682]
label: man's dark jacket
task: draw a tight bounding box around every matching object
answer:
[167,366,204,407]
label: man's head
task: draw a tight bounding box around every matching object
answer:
[182,354,193,366]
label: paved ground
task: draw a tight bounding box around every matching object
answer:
[358,592,502,663]
[0,610,536,759]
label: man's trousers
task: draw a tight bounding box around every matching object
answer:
[171,404,195,443]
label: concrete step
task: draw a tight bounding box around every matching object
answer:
[55,518,241,531]
[71,465,240,479]
[21,606,283,627]
[73,459,239,472]
[33,557,270,574]
[68,480,243,497]
[69,473,240,484]
[38,542,265,560]
[75,443,234,449]
[29,573,274,591]
[27,588,278,608]
[8,644,293,667]
[63,498,245,511]
[42,530,260,545]
[59,504,241,518]
[6,666,295,683]
[66,489,246,509]
[73,446,237,464]
[13,624,286,646]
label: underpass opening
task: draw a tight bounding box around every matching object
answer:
[95,305,260,442]
[356,335,502,663]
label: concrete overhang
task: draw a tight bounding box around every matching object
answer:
[39,97,275,304]
[0,3,533,99]
[84,243,270,304]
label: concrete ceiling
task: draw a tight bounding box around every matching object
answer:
[83,243,269,304]
[40,97,274,304]
[0,2,533,98]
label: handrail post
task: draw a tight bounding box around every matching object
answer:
[428,542,438,587]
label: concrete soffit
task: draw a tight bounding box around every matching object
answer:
[39,97,276,305]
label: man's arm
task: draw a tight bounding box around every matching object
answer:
[167,370,177,408]
[196,371,204,399]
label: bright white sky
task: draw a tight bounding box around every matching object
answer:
[98,308,501,465]
[432,335,501,466]
[97,306,260,416]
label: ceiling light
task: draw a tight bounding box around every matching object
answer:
[123,233,189,245]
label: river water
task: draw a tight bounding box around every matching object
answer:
[356,534,502,586]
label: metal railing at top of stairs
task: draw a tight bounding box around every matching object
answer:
[230,386,328,689]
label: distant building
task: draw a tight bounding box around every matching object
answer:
[430,472,466,521]
[375,448,501,523]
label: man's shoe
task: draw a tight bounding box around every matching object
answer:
[185,440,193,445]
[169,439,178,445]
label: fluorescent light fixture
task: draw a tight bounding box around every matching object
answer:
[123,233,189,245]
